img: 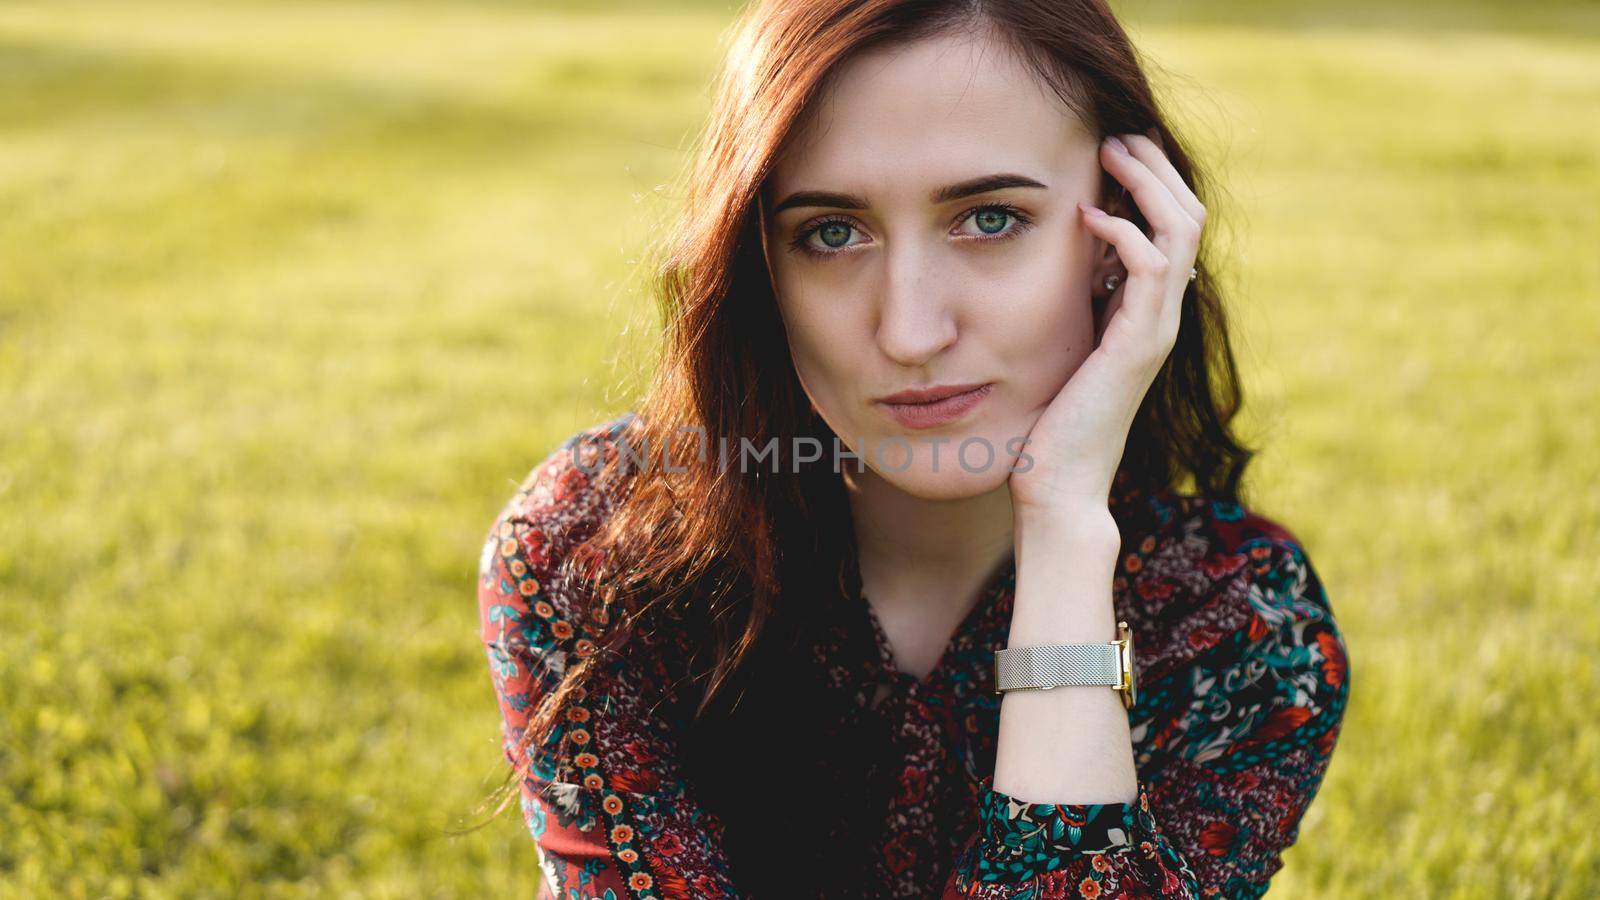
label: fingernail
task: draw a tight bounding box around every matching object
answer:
[1078,202,1108,218]
[1106,135,1129,155]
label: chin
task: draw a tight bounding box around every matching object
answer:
[849,420,1024,500]
[875,462,1011,501]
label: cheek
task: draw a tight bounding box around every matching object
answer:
[1008,281,1095,349]
[978,235,1097,395]
[773,288,859,412]
[984,235,1093,324]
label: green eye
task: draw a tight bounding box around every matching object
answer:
[789,217,861,255]
[961,204,1033,238]
[973,209,1011,234]
[817,222,853,248]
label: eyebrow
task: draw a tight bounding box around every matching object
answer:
[766,172,1049,217]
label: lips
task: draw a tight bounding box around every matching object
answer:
[875,382,993,429]
[876,382,991,405]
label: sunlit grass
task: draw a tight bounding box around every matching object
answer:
[2,1,1595,896]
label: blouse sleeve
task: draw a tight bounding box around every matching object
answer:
[477,457,744,900]
[940,537,1351,899]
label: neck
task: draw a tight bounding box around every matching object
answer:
[841,465,1016,612]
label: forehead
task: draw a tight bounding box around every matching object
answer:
[770,27,1092,197]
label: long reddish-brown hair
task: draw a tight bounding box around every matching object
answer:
[484,0,1257,825]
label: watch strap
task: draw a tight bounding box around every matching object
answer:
[995,642,1120,689]
[993,620,1135,709]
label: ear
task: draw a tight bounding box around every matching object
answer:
[1092,234,1122,275]
[1088,183,1133,297]
[1088,203,1126,304]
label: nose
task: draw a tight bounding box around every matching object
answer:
[875,242,958,368]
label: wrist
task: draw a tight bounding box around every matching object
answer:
[1010,505,1122,643]
[1015,503,1120,558]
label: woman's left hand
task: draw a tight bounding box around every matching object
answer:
[1008,131,1208,523]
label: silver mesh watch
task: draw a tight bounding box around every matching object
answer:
[993,620,1136,709]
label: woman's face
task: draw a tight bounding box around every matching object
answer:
[762,26,1114,501]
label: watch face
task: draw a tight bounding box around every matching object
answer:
[1117,620,1136,708]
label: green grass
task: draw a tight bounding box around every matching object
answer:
[2,1,1596,896]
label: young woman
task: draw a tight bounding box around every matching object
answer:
[477,1,1350,897]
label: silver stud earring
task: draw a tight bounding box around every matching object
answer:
[1102,273,1122,293]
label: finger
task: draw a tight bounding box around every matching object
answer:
[1100,137,1197,344]
[1079,203,1168,335]
[1099,136,1200,257]
[1119,132,1207,226]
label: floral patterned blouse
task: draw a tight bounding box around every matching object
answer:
[477,414,1351,899]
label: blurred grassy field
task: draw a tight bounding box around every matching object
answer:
[2,0,1596,897]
